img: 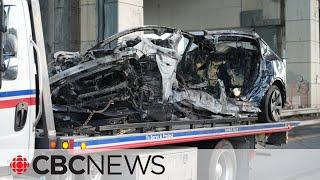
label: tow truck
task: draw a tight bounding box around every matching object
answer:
[0,0,299,179]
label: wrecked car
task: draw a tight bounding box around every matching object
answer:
[49,26,286,134]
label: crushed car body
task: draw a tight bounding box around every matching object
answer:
[49,26,286,134]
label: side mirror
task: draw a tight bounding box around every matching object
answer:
[4,30,18,57]
[3,57,18,80]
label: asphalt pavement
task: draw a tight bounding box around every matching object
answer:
[251,121,320,179]
[284,122,320,149]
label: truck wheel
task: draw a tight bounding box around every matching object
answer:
[208,140,237,180]
[259,85,282,123]
[79,155,103,180]
[88,164,103,180]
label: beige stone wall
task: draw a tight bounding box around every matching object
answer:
[118,0,144,32]
[80,0,97,53]
[79,0,143,53]
[144,0,242,31]
[241,0,281,19]
[144,0,280,31]
[285,0,320,108]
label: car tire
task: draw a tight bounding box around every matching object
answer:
[259,85,283,123]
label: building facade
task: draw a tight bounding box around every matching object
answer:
[40,0,320,109]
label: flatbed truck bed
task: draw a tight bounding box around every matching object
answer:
[57,121,300,151]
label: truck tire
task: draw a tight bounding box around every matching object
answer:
[259,85,282,123]
[79,155,103,180]
[208,140,237,180]
[198,140,237,180]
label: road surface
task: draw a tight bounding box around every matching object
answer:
[284,122,320,148]
[250,122,320,180]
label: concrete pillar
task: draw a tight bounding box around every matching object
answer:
[39,0,55,58]
[40,0,80,58]
[117,0,144,32]
[54,0,80,53]
[80,0,143,52]
[80,0,97,52]
[285,0,320,108]
[101,0,143,38]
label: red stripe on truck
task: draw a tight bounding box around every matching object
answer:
[0,97,36,109]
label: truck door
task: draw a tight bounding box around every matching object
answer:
[0,0,36,166]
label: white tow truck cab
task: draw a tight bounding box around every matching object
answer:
[0,0,56,167]
[0,0,299,179]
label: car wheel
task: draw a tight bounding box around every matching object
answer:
[259,85,283,123]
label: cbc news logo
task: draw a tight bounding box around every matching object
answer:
[10,155,30,175]
[9,154,165,176]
